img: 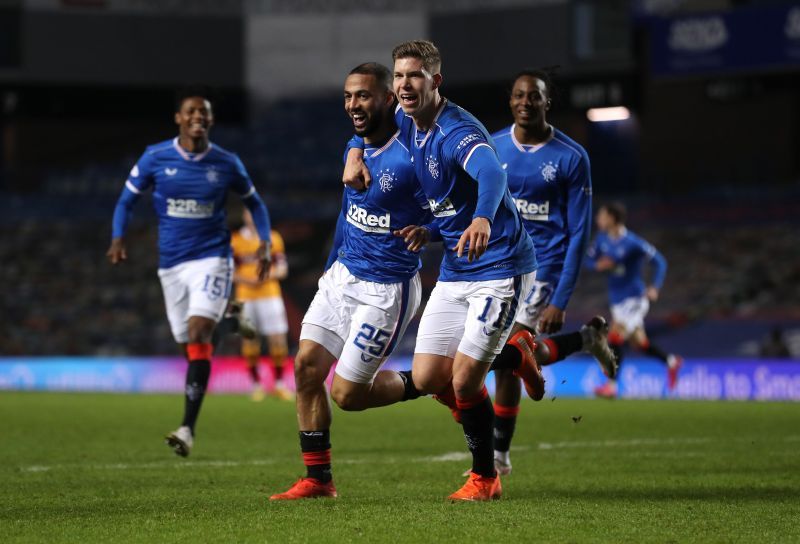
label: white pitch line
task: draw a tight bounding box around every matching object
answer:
[19,435,792,474]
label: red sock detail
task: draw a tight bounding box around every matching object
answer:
[456,386,489,410]
[187,342,213,361]
[608,331,625,346]
[302,450,331,466]
[493,403,520,418]
[542,338,559,363]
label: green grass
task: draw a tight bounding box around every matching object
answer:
[1,392,799,543]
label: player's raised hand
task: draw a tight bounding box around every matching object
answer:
[256,241,272,282]
[537,304,565,335]
[106,238,128,265]
[393,225,431,253]
[454,217,490,262]
[342,148,371,191]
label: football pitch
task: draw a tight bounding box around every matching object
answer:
[2,392,799,543]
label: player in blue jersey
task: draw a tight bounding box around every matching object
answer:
[343,41,544,501]
[483,69,617,475]
[106,89,272,457]
[270,63,433,500]
[587,202,683,398]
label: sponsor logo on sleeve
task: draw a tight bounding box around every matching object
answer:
[455,133,482,151]
[130,165,139,178]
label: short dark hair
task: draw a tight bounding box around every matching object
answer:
[348,62,393,92]
[174,85,213,112]
[510,66,558,100]
[392,40,441,73]
[600,201,627,225]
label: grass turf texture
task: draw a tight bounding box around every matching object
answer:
[1,392,799,543]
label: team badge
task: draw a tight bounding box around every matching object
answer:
[540,161,558,183]
[378,169,395,193]
[206,166,219,183]
[427,156,440,180]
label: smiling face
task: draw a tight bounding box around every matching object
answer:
[344,73,391,138]
[510,75,549,130]
[175,96,213,140]
[392,56,441,119]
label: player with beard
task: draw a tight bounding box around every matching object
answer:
[270,63,433,500]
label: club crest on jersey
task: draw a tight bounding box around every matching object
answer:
[426,156,440,180]
[206,166,219,183]
[165,168,178,176]
[378,169,395,193]
[346,203,391,234]
[540,161,558,183]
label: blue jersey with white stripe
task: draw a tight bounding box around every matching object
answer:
[395,101,536,281]
[585,228,668,304]
[329,132,430,283]
[123,138,260,269]
[493,125,592,310]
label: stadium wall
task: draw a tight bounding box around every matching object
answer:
[1,357,799,401]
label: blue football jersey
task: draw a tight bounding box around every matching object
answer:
[586,228,667,304]
[394,101,536,281]
[493,125,592,309]
[330,131,431,283]
[123,138,258,269]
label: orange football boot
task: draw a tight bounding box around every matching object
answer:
[269,478,338,500]
[448,471,502,501]
[509,330,546,401]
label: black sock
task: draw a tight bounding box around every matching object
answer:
[544,331,583,363]
[273,362,284,382]
[248,364,260,383]
[610,343,625,368]
[643,343,669,364]
[211,316,238,350]
[490,343,522,371]
[458,392,496,478]
[181,359,210,433]
[300,430,332,483]
[493,412,517,453]
[398,370,422,401]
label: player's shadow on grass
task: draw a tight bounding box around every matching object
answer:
[510,486,800,502]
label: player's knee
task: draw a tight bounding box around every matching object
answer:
[330,386,367,412]
[293,353,328,392]
[187,318,215,344]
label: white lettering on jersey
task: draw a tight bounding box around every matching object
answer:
[428,197,456,218]
[167,198,214,218]
[514,198,550,221]
[346,203,391,233]
[165,168,178,176]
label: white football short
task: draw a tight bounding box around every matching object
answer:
[243,297,289,336]
[513,266,559,330]
[158,256,233,343]
[610,296,650,336]
[415,271,534,363]
[300,261,422,384]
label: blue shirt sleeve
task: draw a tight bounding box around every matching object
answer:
[457,140,506,223]
[110,152,154,238]
[551,152,593,310]
[231,155,271,243]
[645,242,667,290]
[584,236,601,270]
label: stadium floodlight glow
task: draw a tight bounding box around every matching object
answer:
[586,106,631,122]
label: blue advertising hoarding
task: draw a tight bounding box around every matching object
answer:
[1,356,799,401]
[648,4,800,77]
